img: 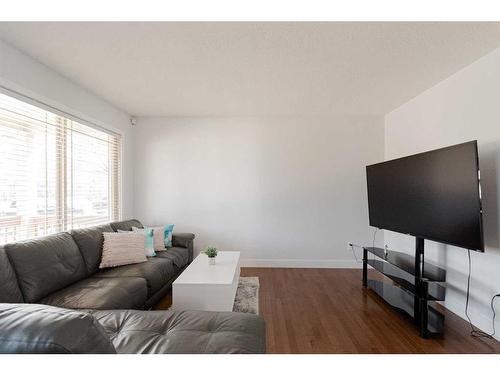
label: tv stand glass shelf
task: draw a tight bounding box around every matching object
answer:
[362,239,446,338]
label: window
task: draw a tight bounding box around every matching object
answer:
[0,91,122,244]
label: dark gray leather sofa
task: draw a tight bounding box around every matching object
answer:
[0,219,266,354]
[0,304,266,354]
[0,219,194,310]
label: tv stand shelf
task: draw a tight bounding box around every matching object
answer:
[367,280,444,334]
[364,247,446,282]
[362,238,446,338]
[366,259,446,301]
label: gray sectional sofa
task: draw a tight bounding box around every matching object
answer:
[0,219,266,354]
[0,219,193,310]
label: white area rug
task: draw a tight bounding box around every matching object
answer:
[233,277,260,315]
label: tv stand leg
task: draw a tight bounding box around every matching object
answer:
[413,237,425,325]
[419,281,429,338]
[362,247,368,287]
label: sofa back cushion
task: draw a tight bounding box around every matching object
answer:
[4,232,87,302]
[110,219,143,232]
[70,224,115,274]
[0,248,24,303]
[0,304,116,354]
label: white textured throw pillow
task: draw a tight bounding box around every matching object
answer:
[99,232,148,268]
[133,226,167,252]
[151,227,167,251]
[127,227,156,256]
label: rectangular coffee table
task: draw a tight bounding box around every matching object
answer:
[172,251,240,311]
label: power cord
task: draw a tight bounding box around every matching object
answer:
[464,249,499,339]
[348,240,368,263]
[348,228,379,263]
[349,243,361,263]
[372,227,378,249]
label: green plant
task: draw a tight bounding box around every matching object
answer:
[204,246,218,258]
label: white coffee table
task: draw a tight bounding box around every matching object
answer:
[172,251,241,311]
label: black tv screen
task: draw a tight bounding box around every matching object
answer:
[366,141,484,251]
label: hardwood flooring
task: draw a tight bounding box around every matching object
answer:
[155,267,500,353]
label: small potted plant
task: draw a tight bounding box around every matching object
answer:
[204,246,218,265]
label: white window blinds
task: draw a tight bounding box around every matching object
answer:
[0,91,122,245]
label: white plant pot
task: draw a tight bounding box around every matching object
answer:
[208,257,216,265]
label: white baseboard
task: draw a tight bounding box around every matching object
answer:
[239,258,362,268]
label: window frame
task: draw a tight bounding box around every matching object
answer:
[0,86,124,243]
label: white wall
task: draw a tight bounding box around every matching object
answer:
[385,47,500,339]
[134,116,384,267]
[0,39,134,217]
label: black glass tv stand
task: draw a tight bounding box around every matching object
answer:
[362,237,446,338]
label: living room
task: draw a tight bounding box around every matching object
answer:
[2,0,500,372]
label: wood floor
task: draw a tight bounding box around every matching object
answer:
[155,267,500,353]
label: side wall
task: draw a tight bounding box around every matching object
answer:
[385,47,500,338]
[0,39,134,217]
[134,116,384,267]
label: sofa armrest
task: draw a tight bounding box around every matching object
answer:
[172,233,195,263]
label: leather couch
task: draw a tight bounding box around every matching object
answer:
[0,219,194,310]
[0,304,266,354]
[0,219,267,354]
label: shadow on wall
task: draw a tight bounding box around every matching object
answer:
[434,242,447,271]
[479,141,500,251]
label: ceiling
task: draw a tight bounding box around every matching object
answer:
[1,22,500,117]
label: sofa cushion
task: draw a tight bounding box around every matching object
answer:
[93,257,175,297]
[109,219,143,232]
[0,304,116,354]
[0,247,24,303]
[40,277,147,310]
[90,309,266,354]
[4,233,87,302]
[156,246,189,269]
[70,224,115,274]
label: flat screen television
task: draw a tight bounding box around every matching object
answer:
[366,141,484,251]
